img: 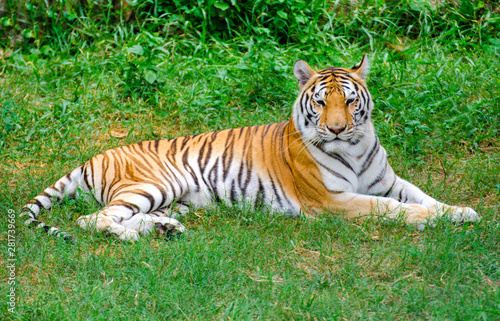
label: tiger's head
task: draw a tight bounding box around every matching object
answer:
[292,56,373,152]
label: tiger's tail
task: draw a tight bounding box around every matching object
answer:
[20,165,87,243]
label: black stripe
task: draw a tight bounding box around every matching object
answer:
[222,129,235,181]
[254,179,265,207]
[208,157,220,193]
[89,158,97,201]
[181,136,191,149]
[325,151,355,173]
[21,206,36,216]
[33,198,45,210]
[197,135,209,172]
[135,190,156,212]
[268,173,284,209]
[238,127,247,139]
[170,137,177,155]
[40,191,51,199]
[117,203,139,213]
[383,178,397,198]
[82,166,91,190]
[101,153,111,204]
[230,180,237,204]
[358,137,380,176]
[182,148,200,192]
[368,162,388,190]
[316,161,351,183]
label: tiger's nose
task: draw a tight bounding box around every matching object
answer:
[326,125,347,134]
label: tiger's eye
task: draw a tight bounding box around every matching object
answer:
[346,98,355,105]
[315,99,325,106]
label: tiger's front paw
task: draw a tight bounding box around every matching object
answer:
[446,206,480,223]
[417,203,481,230]
[429,202,481,222]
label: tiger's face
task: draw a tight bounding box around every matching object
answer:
[292,56,373,152]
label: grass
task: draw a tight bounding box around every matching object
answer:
[1,3,500,319]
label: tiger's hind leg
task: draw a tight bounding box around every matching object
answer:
[76,205,187,241]
[121,212,186,238]
[126,204,189,237]
[151,204,189,236]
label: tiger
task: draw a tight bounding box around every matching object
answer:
[20,56,480,242]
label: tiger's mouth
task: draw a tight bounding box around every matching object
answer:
[316,127,354,142]
[319,134,346,142]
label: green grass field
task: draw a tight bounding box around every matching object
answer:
[1,1,499,319]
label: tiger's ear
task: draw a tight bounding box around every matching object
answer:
[293,60,316,89]
[351,55,369,80]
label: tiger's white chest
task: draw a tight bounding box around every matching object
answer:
[311,148,360,193]
[307,128,387,195]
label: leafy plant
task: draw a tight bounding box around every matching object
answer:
[2,0,499,51]
[117,35,166,102]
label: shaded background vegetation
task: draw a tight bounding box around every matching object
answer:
[1,0,500,49]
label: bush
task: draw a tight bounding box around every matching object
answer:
[1,0,499,50]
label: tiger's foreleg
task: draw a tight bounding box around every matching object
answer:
[327,192,432,224]
[325,190,479,229]
[386,176,480,225]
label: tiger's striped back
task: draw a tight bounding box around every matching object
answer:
[84,122,307,213]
